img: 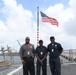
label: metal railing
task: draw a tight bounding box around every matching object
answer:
[61,49,76,62]
[0,48,76,64]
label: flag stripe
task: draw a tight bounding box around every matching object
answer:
[42,18,58,25]
[40,11,58,26]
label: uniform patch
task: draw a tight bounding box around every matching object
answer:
[40,52,43,55]
[52,44,54,46]
[27,51,30,55]
[52,49,54,52]
[55,44,57,47]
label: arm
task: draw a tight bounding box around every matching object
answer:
[58,44,63,54]
[35,54,41,61]
[35,54,43,65]
[35,47,41,61]
[32,45,35,57]
[42,48,48,62]
[60,50,63,54]
[19,46,26,64]
[41,54,48,62]
[20,54,23,60]
[35,47,43,64]
[47,45,50,52]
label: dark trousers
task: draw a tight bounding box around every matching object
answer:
[49,57,61,75]
[23,57,35,75]
[36,59,47,75]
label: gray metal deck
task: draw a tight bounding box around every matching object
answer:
[0,65,21,75]
[14,64,76,75]
[0,63,76,75]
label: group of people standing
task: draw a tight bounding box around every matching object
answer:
[19,36,63,75]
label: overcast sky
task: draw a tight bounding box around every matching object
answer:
[0,0,76,51]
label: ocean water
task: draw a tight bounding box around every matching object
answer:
[0,55,21,64]
[0,55,70,64]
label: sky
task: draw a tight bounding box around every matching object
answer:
[0,0,76,51]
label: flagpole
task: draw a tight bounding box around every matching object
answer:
[37,7,39,46]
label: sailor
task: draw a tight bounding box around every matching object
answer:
[47,36,63,75]
[19,37,35,75]
[35,40,48,75]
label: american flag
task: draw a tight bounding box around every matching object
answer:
[40,11,58,26]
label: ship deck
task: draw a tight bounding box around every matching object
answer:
[0,62,76,75]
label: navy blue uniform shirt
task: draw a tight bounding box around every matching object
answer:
[35,46,48,59]
[47,42,63,58]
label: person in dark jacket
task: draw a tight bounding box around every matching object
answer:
[47,36,63,75]
[35,40,48,75]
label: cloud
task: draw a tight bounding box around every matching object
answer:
[39,0,76,49]
[0,0,76,51]
[63,0,76,36]
[0,0,36,50]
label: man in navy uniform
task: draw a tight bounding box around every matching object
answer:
[35,40,48,75]
[47,36,63,75]
[19,37,35,75]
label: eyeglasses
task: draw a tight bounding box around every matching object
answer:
[26,39,30,40]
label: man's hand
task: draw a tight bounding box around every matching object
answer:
[22,60,26,65]
[39,59,43,65]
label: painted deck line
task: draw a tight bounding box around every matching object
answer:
[7,64,49,75]
[7,65,22,75]
[7,62,76,75]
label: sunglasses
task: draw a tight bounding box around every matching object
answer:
[26,39,30,40]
